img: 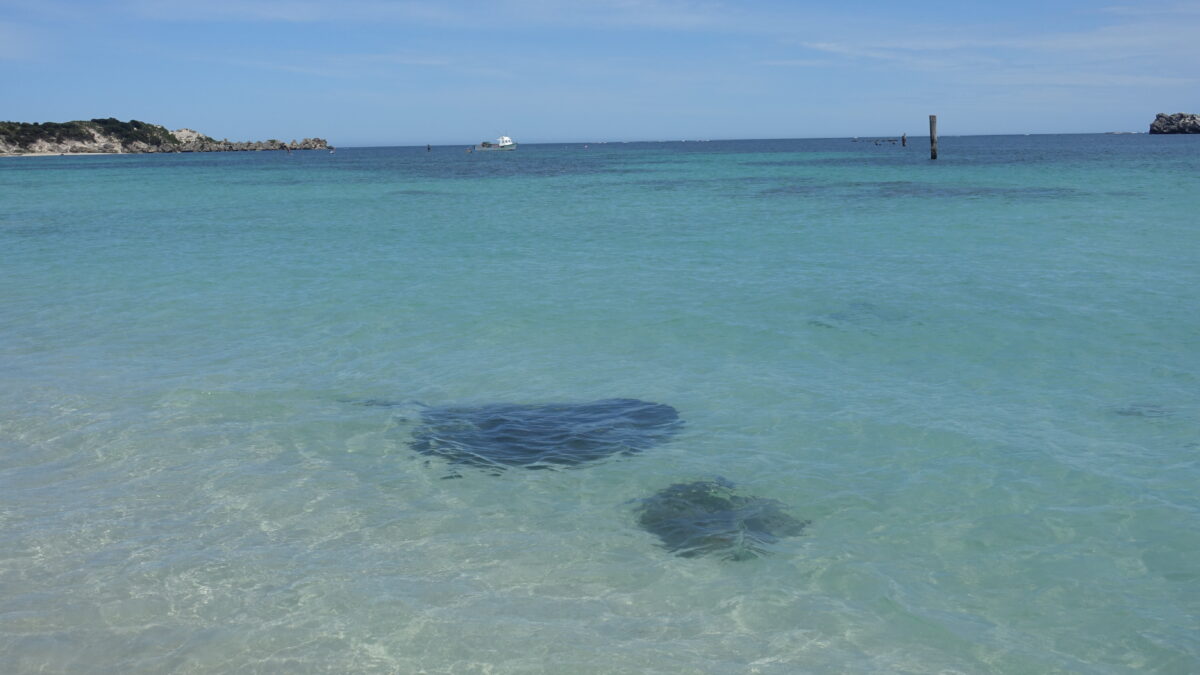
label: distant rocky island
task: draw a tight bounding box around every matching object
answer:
[0,118,331,155]
[1149,113,1200,134]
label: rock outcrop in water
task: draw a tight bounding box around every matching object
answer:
[407,398,682,471]
[0,118,331,155]
[635,478,809,561]
[1149,113,1200,134]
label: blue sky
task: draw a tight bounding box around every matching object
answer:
[3,1,1198,145]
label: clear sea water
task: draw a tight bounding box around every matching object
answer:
[2,135,1198,673]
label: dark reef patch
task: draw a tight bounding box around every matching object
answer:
[408,398,682,471]
[807,301,918,335]
[387,188,446,196]
[869,181,1082,200]
[756,181,824,196]
[635,478,808,561]
[1112,403,1174,418]
[741,159,822,167]
[757,179,1085,201]
[345,398,417,408]
[633,175,781,195]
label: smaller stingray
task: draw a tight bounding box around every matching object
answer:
[635,478,808,561]
[408,398,682,471]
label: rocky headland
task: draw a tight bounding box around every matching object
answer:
[1149,112,1200,134]
[0,118,331,155]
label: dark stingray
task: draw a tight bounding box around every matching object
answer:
[408,398,682,471]
[635,478,808,561]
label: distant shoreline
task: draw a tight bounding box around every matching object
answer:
[1,152,120,158]
[1,118,330,156]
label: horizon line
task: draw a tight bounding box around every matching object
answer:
[336,131,1156,148]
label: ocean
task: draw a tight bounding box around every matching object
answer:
[2,135,1197,673]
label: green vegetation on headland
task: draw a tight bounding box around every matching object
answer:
[0,118,179,148]
[0,118,330,154]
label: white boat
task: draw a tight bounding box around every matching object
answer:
[475,135,517,151]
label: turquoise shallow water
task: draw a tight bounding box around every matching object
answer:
[2,135,1198,673]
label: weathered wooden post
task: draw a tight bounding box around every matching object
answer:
[929,115,938,160]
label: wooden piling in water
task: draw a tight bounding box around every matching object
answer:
[929,115,938,160]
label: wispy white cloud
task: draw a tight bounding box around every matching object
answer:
[1012,20,1200,54]
[197,50,456,78]
[805,14,1200,58]
[503,0,734,30]
[329,52,453,68]
[758,59,833,68]
[120,0,461,23]
[117,0,740,28]
[12,1,1200,101]
[979,71,1199,88]
[1099,2,1200,17]
[796,40,996,72]
[777,5,1200,93]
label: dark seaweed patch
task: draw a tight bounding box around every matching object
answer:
[635,478,808,561]
[757,181,824,196]
[741,159,822,167]
[634,175,783,193]
[807,301,918,335]
[1113,403,1174,418]
[756,155,917,168]
[869,181,1082,200]
[387,188,445,196]
[408,398,681,471]
[759,179,1084,200]
[0,219,67,238]
[636,177,721,191]
[346,398,415,408]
